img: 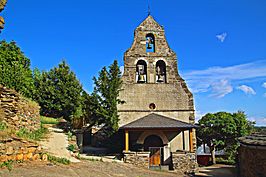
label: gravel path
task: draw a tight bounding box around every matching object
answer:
[40,127,80,163]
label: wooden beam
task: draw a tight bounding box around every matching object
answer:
[125,130,129,152]
[182,131,185,150]
[189,129,193,152]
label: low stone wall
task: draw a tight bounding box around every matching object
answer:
[0,85,40,131]
[0,136,44,162]
[123,151,150,168]
[238,134,266,177]
[172,152,197,174]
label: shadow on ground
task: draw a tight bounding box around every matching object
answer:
[195,164,236,177]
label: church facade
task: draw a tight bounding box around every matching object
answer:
[118,15,197,172]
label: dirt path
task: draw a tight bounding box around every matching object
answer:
[0,161,183,177]
[195,164,236,177]
[40,127,80,163]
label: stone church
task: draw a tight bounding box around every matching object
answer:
[118,15,197,172]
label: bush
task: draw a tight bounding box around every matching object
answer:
[40,116,59,125]
[0,121,7,131]
[67,144,75,152]
[216,157,235,165]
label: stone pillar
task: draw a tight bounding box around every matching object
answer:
[189,129,193,152]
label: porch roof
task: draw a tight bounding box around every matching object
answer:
[121,113,196,130]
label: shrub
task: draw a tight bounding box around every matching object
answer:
[67,144,75,152]
[40,116,59,125]
[0,121,7,131]
[216,157,235,165]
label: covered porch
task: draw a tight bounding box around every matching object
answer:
[121,113,197,172]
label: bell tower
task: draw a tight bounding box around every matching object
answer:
[118,15,195,142]
[122,15,182,85]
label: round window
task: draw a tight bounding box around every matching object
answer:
[149,103,156,110]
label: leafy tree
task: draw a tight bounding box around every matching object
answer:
[197,111,254,164]
[85,60,123,133]
[33,61,83,120]
[0,41,34,98]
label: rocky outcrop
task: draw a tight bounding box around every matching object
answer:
[0,85,40,131]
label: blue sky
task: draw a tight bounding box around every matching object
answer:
[1,0,266,125]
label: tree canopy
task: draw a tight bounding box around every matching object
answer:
[0,40,34,98]
[197,111,254,163]
[33,61,83,120]
[84,60,123,133]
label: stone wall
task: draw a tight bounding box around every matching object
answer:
[0,85,40,131]
[238,134,266,177]
[123,151,150,168]
[172,152,197,174]
[0,136,44,162]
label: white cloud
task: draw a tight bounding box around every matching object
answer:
[119,66,124,75]
[248,116,266,126]
[210,80,233,98]
[262,82,266,89]
[237,85,256,95]
[216,32,227,42]
[182,60,266,98]
[195,110,206,123]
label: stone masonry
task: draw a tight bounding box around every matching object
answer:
[172,152,197,174]
[0,85,40,131]
[118,15,196,152]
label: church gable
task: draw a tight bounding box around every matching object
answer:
[125,15,175,57]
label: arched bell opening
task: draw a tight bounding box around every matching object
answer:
[146,33,155,53]
[136,60,147,83]
[156,60,167,83]
[144,135,163,151]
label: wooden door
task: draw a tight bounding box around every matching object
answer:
[149,147,162,167]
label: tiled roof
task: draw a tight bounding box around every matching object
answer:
[121,113,196,129]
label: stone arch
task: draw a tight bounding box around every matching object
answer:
[136,60,147,83]
[137,131,169,145]
[146,33,155,53]
[156,60,167,83]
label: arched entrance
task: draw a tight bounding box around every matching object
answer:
[144,135,163,151]
[144,135,163,167]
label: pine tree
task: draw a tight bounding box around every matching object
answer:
[88,60,123,132]
[34,60,83,120]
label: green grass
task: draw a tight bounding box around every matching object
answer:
[47,154,70,165]
[0,160,13,171]
[40,116,59,125]
[16,126,48,141]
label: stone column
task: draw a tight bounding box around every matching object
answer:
[189,129,193,152]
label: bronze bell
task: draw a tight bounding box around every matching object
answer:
[147,43,152,49]
[157,75,164,83]
[138,74,145,83]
